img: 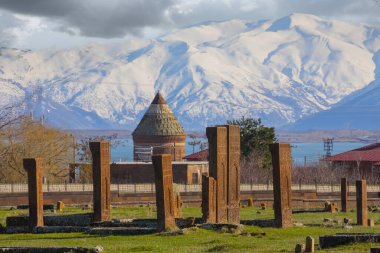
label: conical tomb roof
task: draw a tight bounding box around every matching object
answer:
[132,92,185,136]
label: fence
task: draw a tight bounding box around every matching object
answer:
[1,183,380,194]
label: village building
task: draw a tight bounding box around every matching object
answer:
[183,149,209,161]
[325,143,380,176]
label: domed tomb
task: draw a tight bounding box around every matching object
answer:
[132,91,186,161]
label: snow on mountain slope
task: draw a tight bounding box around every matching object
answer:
[286,50,380,130]
[0,13,379,130]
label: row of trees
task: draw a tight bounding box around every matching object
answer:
[227,117,276,184]
[0,102,75,183]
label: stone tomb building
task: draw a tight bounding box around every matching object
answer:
[132,91,186,161]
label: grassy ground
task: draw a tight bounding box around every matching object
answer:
[1,206,380,252]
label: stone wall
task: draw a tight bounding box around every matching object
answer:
[2,190,380,209]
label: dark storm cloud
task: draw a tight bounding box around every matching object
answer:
[0,0,175,38]
[0,0,379,40]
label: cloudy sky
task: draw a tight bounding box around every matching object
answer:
[1,0,380,50]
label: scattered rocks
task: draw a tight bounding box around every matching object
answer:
[332,219,340,224]
[295,243,305,253]
[176,217,195,228]
[199,223,244,234]
[82,204,92,210]
[293,222,304,227]
[158,229,184,236]
[240,231,266,237]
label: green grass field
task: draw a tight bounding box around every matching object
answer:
[1,206,380,252]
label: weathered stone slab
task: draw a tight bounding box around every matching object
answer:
[320,233,380,248]
[225,125,240,224]
[6,214,93,228]
[305,236,314,253]
[292,208,326,214]
[0,247,103,253]
[33,226,90,234]
[206,126,228,223]
[368,218,375,227]
[87,227,157,235]
[16,204,54,211]
[174,193,182,218]
[240,219,275,228]
[56,201,64,211]
[356,180,367,226]
[202,175,216,223]
[23,158,44,228]
[269,143,292,228]
[90,141,111,222]
[152,154,176,231]
[341,178,348,212]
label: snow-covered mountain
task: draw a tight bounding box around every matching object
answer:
[0,13,379,130]
[287,51,380,130]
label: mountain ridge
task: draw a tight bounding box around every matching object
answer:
[0,13,379,130]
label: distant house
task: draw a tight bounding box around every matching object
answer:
[325,143,380,176]
[183,149,209,161]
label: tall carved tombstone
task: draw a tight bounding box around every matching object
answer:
[356,179,367,226]
[270,143,293,228]
[206,126,228,223]
[225,125,240,224]
[90,141,111,222]
[23,158,44,228]
[152,154,176,231]
[202,175,217,223]
[341,177,348,212]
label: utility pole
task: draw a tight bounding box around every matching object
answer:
[323,138,334,157]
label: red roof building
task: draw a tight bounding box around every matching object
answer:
[326,143,380,176]
[183,149,209,161]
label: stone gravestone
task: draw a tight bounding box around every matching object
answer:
[23,158,44,228]
[356,180,367,226]
[202,175,217,223]
[305,236,315,253]
[225,125,240,224]
[90,141,111,222]
[174,193,182,218]
[270,143,293,228]
[341,178,348,212]
[206,126,228,223]
[152,154,176,231]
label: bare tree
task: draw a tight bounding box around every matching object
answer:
[0,117,73,183]
[188,134,201,154]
